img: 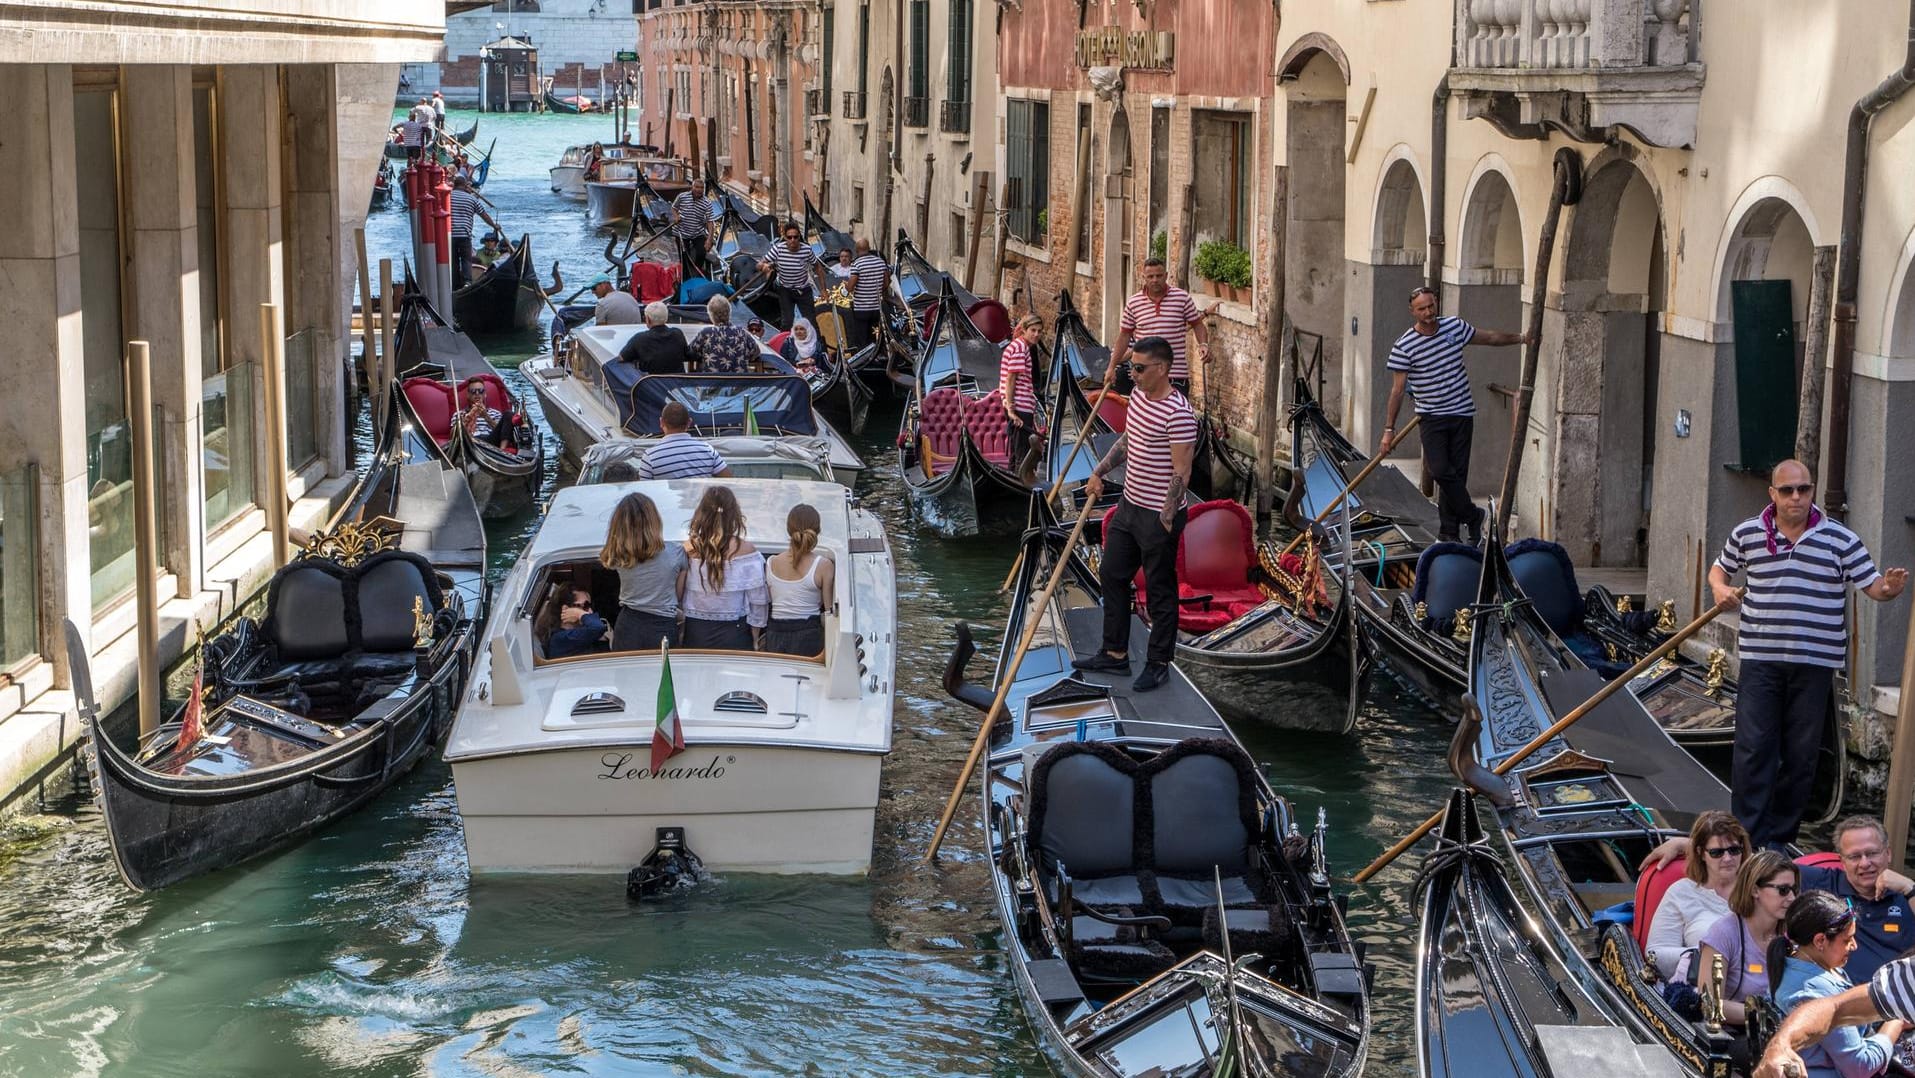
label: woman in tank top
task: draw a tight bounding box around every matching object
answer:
[600,491,687,651]
[763,503,836,657]
[681,485,769,650]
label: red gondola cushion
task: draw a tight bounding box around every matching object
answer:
[632,261,680,304]
[1097,391,1130,434]
[766,331,791,355]
[1633,858,1689,955]
[918,388,966,475]
[402,377,456,445]
[967,299,1013,343]
[964,390,1013,466]
[461,373,511,415]
[1098,499,1262,634]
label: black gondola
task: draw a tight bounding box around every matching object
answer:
[452,231,544,335]
[804,195,855,260]
[395,289,545,519]
[940,501,1370,1077]
[542,87,594,114]
[385,117,479,159]
[80,397,487,893]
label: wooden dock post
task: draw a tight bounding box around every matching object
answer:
[125,341,162,736]
[260,304,290,568]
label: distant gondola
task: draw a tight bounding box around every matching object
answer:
[942,499,1371,1078]
[80,396,487,893]
[452,231,544,335]
[542,88,595,114]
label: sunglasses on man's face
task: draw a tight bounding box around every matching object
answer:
[1773,482,1814,497]
[1704,844,1744,859]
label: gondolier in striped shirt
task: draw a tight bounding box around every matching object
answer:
[846,237,890,353]
[759,222,827,330]
[448,176,500,288]
[1074,337,1197,694]
[1755,949,1915,1076]
[1710,459,1906,850]
[1106,259,1208,395]
[1380,286,1532,544]
[671,189,714,279]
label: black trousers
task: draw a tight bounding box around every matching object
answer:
[847,308,882,353]
[1419,413,1480,541]
[682,616,754,650]
[764,616,824,657]
[1733,659,1834,850]
[678,234,710,280]
[451,235,474,288]
[611,609,679,652]
[1100,501,1188,666]
[771,283,818,330]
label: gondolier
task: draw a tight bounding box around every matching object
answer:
[1075,336,1196,693]
[1710,459,1906,850]
[1107,258,1208,394]
[670,187,714,278]
[448,177,499,288]
[1379,285,1532,544]
[846,238,889,352]
[760,222,826,329]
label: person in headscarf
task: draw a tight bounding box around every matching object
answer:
[780,317,822,372]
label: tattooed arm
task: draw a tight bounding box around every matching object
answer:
[1162,440,1194,530]
[1085,435,1127,501]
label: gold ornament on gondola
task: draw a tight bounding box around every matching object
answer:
[1414,600,1429,623]
[412,596,433,648]
[823,282,853,309]
[1615,593,1634,614]
[296,518,401,567]
[1604,641,1620,663]
[1655,599,1676,634]
[1452,606,1473,643]
[1705,648,1728,698]
[1704,952,1728,1035]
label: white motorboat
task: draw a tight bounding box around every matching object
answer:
[445,478,896,875]
[548,143,648,199]
[522,322,865,484]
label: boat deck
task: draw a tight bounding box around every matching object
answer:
[1048,603,1228,740]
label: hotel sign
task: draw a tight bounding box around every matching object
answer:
[1074,27,1175,70]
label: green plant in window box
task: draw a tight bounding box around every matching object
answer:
[1150,230,1167,262]
[1035,208,1048,239]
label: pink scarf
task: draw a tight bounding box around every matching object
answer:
[1761,502,1823,555]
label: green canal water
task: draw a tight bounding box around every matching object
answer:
[0,111,1458,1076]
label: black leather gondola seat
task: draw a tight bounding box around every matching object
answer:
[1505,538,1582,636]
[259,550,445,675]
[355,550,445,652]
[1145,738,1273,922]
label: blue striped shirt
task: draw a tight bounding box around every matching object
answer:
[637,433,727,480]
[1716,506,1880,667]
[1387,316,1477,417]
[850,254,889,312]
[671,192,712,238]
[449,189,482,238]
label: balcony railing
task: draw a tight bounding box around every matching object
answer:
[842,90,867,120]
[939,99,971,134]
[903,95,929,128]
[1457,0,1699,71]
[804,88,824,118]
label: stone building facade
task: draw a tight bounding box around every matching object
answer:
[0,2,443,810]
[413,0,640,106]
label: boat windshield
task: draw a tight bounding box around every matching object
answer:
[1084,980,1357,1077]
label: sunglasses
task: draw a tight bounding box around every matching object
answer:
[1704,844,1745,859]
[1825,907,1859,936]
[1773,482,1814,497]
[1761,882,1799,897]
[1408,286,1438,302]
[566,599,593,611]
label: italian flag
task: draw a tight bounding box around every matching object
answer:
[651,641,685,771]
[743,395,760,436]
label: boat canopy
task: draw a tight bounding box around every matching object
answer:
[610,370,818,437]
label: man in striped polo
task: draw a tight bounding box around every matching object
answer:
[1107,258,1209,395]
[1710,458,1905,850]
[1380,285,1532,544]
[846,237,889,352]
[759,221,827,330]
[637,402,732,481]
[448,176,499,288]
[1075,336,1196,693]
[670,188,714,279]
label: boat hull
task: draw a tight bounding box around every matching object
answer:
[586,182,636,229]
[452,236,544,335]
[451,744,883,874]
[550,164,586,197]
[1177,596,1369,733]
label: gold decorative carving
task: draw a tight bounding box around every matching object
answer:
[1452,607,1473,643]
[1704,952,1727,1034]
[413,596,433,648]
[1604,641,1619,663]
[1705,648,1728,698]
[1615,593,1634,614]
[297,517,401,567]
[1414,601,1429,623]
[1656,599,1677,633]
[1599,935,1709,1072]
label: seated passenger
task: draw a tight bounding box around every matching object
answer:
[600,491,687,651]
[681,486,768,650]
[688,294,760,374]
[764,503,835,657]
[780,317,822,373]
[1771,888,1906,1078]
[616,301,690,375]
[1695,850,1798,1025]
[1646,811,1748,980]
[638,402,731,481]
[536,587,607,659]
[459,381,508,447]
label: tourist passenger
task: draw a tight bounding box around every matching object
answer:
[475,233,504,269]
[459,381,507,446]
[764,504,835,658]
[447,177,499,288]
[1754,938,1915,1077]
[1646,811,1749,980]
[831,248,856,282]
[591,274,644,326]
[600,491,688,652]
[1769,888,1905,1078]
[759,222,826,328]
[1712,460,1907,851]
[846,237,889,353]
[1107,257,1208,396]
[780,317,822,372]
[536,588,608,660]
[1694,850,1797,1026]
[616,301,691,374]
[681,486,768,650]
[1379,285,1533,545]
[1075,336,1195,693]
[1797,817,1915,982]
[638,402,731,481]
[688,294,760,373]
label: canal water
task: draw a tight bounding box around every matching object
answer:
[0,111,1458,1076]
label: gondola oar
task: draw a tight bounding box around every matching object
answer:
[1350,588,1742,884]
[924,497,1101,863]
[1271,412,1422,564]
[996,368,1118,593]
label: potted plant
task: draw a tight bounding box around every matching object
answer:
[1220,243,1252,304]
[1035,208,1049,242]
[1193,240,1229,298]
[1150,230,1167,263]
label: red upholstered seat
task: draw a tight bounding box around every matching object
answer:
[1173,500,1264,633]
[967,299,1013,343]
[964,390,1014,466]
[917,388,965,476]
[632,261,680,304]
[1096,391,1130,434]
[1795,851,1843,871]
[461,373,511,414]
[766,330,791,354]
[1633,858,1688,954]
[402,377,456,445]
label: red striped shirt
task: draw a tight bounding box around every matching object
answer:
[999,339,1037,414]
[1119,287,1202,379]
[1122,388,1198,513]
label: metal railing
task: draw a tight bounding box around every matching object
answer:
[804,88,824,118]
[842,90,867,119]
[939,99,971,134]
[903,95,929,128]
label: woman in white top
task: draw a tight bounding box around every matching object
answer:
[681,486,769,650]
[1645,810,1749,979]
[764,503,835,657]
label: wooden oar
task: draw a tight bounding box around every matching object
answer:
[1272,413,1422,565]
[996,370,1118,593]
[1350,589,1742,884]
[924,502,1102,863]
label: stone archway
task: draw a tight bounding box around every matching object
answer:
[1358,156,1428,459]
[1454,166,1524,494]
[1283,48,1347,421]
[1712,194,1816,503]
[1101,108,1133,340]
[1550,156,1665,566]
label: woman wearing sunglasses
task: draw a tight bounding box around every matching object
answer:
[1697,850,1799,1026]
[1647,810,1751,980]
[535,587,608,660]
[1769,889,1906,1078]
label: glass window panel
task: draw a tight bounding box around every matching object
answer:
[194,86,254,530]
[284,329,319,468]
[0,465,43,668]
[75,87,135,610]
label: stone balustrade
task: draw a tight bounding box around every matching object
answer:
[1457,0,1698,71]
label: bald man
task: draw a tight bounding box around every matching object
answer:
[1710,459,1906,849]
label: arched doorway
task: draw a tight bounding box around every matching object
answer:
[1712,194,1817,508]
[1101,109,1133,340]
[1553,157,1664,566]
[1281,48,1347,421]
[1455,167,1524,494]
[1361,156,1427,459]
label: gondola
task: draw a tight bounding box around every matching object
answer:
[897,277,1041,536]
[939,500,1370,1077]
[893,232,1013,345]
[79,396,487,892]
[395,289,545,518]
[542,87,594,113]
[804,195,855,260]
[1434,537,1748,1076]
[586,157,694,231]
[371,160,393,210]
[385,117,479,160]
[452,231,544,335]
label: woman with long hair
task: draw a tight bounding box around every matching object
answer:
[681,486,768,649]
[763,503,835,657]
[1696,849,1799,1025]
[599,491,687,651]
[1770,889,1906,1077]
[1646,810,1750,979]
[534,586,608,659]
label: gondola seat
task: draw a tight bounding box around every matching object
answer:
[402,377,457,445]
[1144,738,1274,923]
[966,298,1013,343]
[1632,857,1687,955]
[963,391,1017,467]
[1170,501,1265,634]
[631,261,679,305]
[917,388,966,477]
[766,330,791,355]
[1506,538,1583,636]
[1095,390,1129,434]
[815,310,846,350]
[1411,542,1485,630]
[258,550,446,692]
